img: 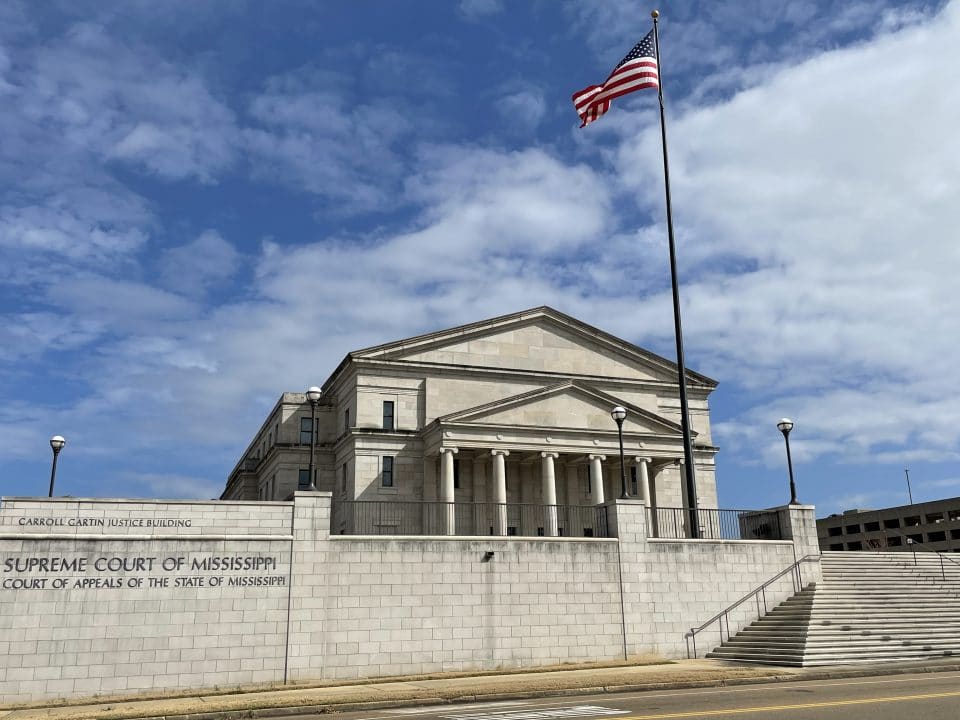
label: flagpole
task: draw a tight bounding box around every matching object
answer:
[651,9,699,539]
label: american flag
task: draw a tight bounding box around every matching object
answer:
[572,30,659,128]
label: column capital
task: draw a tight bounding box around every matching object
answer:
[588,454,607,461]
[540,451,559,459]
[634,456,652,464]
[491,449,510,457]
[441,447,459,456]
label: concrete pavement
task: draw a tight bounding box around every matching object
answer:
[3,657,960,720]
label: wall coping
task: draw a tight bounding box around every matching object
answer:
[0,496,294,507]
[328,534,619,544]
[0,533,294,542]
[648,538,794,547]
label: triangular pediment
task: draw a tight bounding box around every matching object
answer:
[440,381,690,436]
[351,307,715,387]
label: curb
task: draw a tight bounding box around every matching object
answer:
[118,661,960,720]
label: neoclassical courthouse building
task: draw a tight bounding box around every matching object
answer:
[222,307,719,534]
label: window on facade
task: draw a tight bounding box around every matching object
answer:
[844,524,860,535]
[949,509,960,521]
[507,526,517,536]
[300,417,313,444]
[927,512,945,524]
[630,465,638,496]
[268,431,273,447]
[537,527,545,536]
[908,533,923,544]
[341,463,348,492]
[583,528,594,538]
[905,515,921,526]
[887,536,902,546]
[951,529,960,540]
[828,526,842,537]
[298,469,311,489]
[558,528,565,537]
[928,531,947,542]
[847,541,863,550]
[383,401,394,431]
[864,521,880,532]
[382,457,394,487]
[884,518,901,529]
[453,458,460,489]
[344,408,350,432]
[829,543,843,551]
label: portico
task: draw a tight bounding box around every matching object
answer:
[223,306,721,537]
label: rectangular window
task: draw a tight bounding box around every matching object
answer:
[583,528,594,538]
[341,463,347,492]
[864,521,880,532]
[382,456,394,487]
[844,524,860,535]
[383,401,395,430]
[537,527,545,536]
[905,515,921,526]
[630,465,638,496]
[887,536,902,546]
[846,541,863,550]
[927,512,945,524]
[507,526,517,536]
[453,458,460,489]
[298,469,311,489]
[829,543,843,551]
[828,526,842,537]
[300,417,312,444]
[344,408,350,433]
[884,518,901,529]
[928,531,947,542]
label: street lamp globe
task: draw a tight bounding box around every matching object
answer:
[611,406,627,423]
[306,386,322,403]
[610,406,628,498]
[50,435,66,451]
[777,418,794,435]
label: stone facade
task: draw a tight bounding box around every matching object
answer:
[221,307,720,528]
[0,493,818,704]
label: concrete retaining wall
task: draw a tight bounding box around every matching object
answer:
[0,494,819,704]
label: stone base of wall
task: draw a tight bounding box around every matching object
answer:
[0,494,819,704]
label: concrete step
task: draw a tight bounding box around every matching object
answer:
[706,551,960,666]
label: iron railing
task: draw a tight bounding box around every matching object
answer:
[330,500,610,538]
[685,554,821,659]
[648,506,783,540]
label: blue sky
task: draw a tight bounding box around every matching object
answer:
[2,0,958,515]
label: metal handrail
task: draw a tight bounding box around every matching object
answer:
[868,523,960,580]
[684,554,820,659]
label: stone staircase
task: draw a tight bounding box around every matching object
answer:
[706,550,960,666]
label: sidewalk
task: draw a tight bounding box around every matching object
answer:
[3,657,960,720]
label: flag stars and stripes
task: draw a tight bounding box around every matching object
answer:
[572,29,659,128]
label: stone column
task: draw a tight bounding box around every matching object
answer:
[589,454,606,505]
[633,457,651,504]
[440,447,458,535]
[472,456,486,535]
[541,452,559,537]
[491,449,509,536]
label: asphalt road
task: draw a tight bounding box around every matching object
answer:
[315,670,960,720]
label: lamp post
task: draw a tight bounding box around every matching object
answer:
[611,406,628,499]
[306,386,322,491]
[48,435,65,498]
[904,467,914,505]
[777,418,798,505]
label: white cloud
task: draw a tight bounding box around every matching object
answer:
[607,1,960,467]
[159,230,241,298]
[460,0,503,20]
